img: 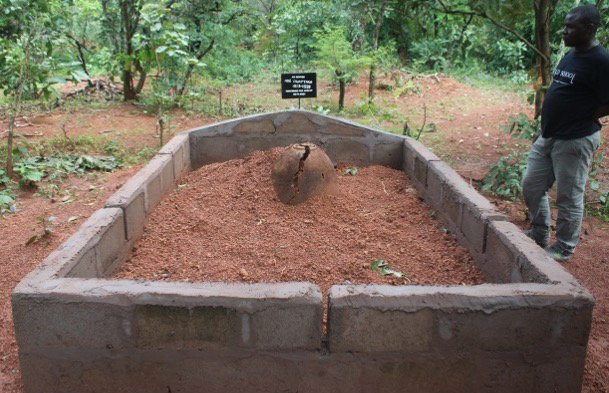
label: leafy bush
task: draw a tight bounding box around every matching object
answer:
[13,154,121,189]
[0,168,15,214]
[480,151,528,200]
[503,113,540,141]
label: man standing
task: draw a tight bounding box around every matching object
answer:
[523,5,609,261]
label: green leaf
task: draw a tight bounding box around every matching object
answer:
[156,46,167,54]
[343,168,359,176]
[591,181,600,191]
[0,195,14,204]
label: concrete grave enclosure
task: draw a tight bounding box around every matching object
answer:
[12,110,593,393]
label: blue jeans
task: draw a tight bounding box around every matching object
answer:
[522,132,600,251]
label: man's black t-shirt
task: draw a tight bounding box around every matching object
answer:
[541,45,609,139]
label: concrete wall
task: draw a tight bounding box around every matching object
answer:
[12,110,594,393]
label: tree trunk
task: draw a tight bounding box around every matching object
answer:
[368,0,388,99]
[395,2,410,65]
[120,0,144,101]
[6,115,15,179]
[178,38,215,96]
[338,75,346,112]
[122,70,137,100]
[533,0,559,118]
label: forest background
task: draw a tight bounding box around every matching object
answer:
[2,0,609,208]
[2,1,609,392]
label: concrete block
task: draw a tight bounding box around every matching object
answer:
[403,138,439,189]
[425,162,443,212]
[145,167,163,211]
[233,118,276,134]
[159,133,191,180]
[414,156,428,189]
[236,135,313,158]
[461,208,504,255]
[157,154,176,196]
[322,121,367,137]
[190,135,238,169]
[428,161,506,249]
[135,305,241,349]
[276,112,318,134]
[95,209,129,275]
[124,192,145,241]
[440,185,463,234]
[12,297,133,351]
[251,302,322,350]
[372,141,404,169]
[132,282,323,351]
[436,308,568,351]
[105,154,175,240]
[328,287,433,353]
[63,248,97,278]
[485,221,520,283]
[323,138,371,166]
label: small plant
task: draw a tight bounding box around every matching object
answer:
[479,151,528,200]
[0,190,15,214]
[25,216,57,245]
[370,258,406,278]
[503,113,540,141]
[343,167,359,176]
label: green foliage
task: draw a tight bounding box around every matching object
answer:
[343,167,359,176]
[503,113,540,141]
[586,151,609,220]
[313,26,371,84]
[0,168,15,214]
[13,153,121,189]
[480,151,528,200]
[370,258,406,279]
[25,215,56,245]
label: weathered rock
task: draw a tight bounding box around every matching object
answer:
[271,143,337,205]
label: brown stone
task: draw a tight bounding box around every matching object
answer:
[271,143,337,205]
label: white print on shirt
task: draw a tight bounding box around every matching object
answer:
[553,68,576,85]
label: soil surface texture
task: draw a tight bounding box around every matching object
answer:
[115,147,484,298]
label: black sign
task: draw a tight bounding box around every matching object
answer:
[281,73,317,99]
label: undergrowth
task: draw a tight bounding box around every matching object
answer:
[0,133,155,214]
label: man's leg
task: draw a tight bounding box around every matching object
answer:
[522,136,555,242]
[552,132,600,253]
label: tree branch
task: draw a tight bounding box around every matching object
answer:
[434,0,549,62]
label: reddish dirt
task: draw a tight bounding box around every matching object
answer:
[1,76,608,393]
[115,148,484,308]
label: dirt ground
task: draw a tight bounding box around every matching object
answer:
[1,75,608,393]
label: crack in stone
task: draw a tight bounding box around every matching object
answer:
[288,144,311,204]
